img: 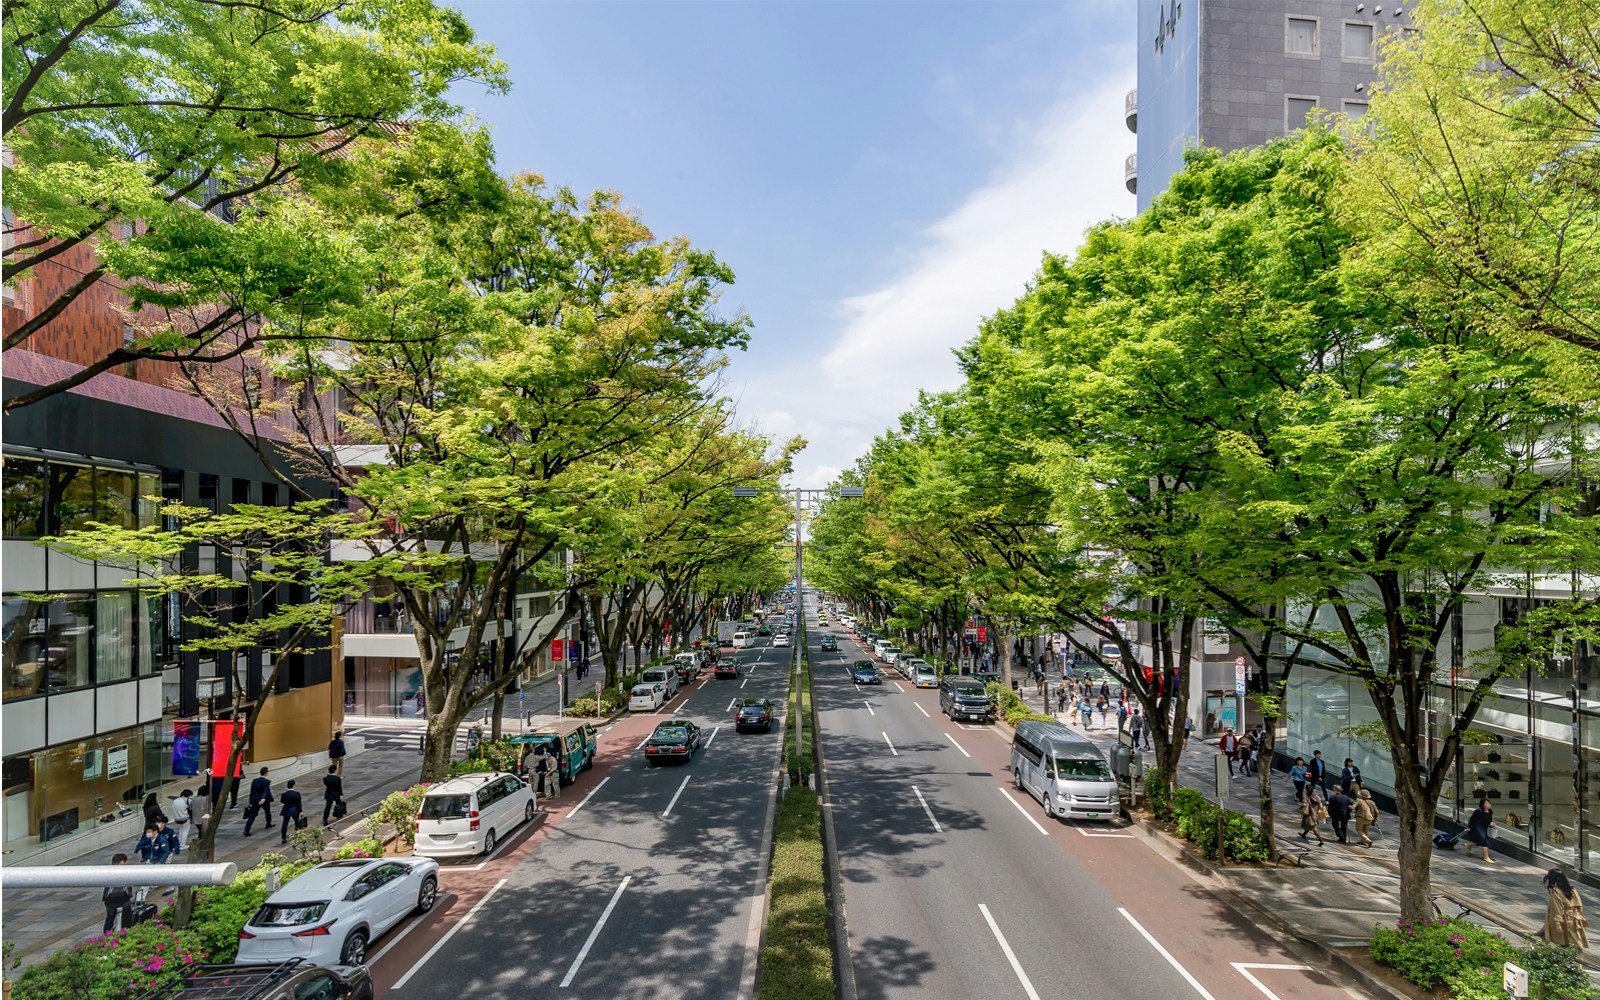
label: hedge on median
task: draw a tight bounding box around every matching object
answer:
[986,681,1055,727]
[1143,767,1270,863]
[1370,918,1592,999]
[756,787,833,1000]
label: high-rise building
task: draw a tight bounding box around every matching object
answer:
[1127,0,1413,211]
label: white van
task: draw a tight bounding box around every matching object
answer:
[733,631,753,649]
[413,771,537,858]
[1010,721,1117,821]
[640,666,679,697]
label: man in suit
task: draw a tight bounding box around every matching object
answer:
[278,780,304,845]
[1308,750,1329,796]
[322,765,344,826]
[242,767,273,836]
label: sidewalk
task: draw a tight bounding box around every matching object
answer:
[1046,704,1600,970]
[1,742,429,972]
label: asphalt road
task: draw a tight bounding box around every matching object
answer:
[814,619,1364,1000]
[371,630,793,1000]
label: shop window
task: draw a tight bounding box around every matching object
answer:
[2,456,46,538]
[198,473,218,512]
[4,729,147,852]
[95,467,137,529]
[136,471,162,528]
[3,594,93,699]
[47,462,95,534]
[96,591,136,684]
[140,592,165,676]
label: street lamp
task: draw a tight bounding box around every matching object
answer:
[734,483,863,762]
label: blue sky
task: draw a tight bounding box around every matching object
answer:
[452,0,1136,487]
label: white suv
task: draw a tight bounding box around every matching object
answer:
[413,772,537,859]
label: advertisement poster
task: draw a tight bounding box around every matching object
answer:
[172,721,202,776]
[210,721,244,776]
[107,744,129,779]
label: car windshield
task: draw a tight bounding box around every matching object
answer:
[953,685,986,697]
[249,901,329,927]
[419,794,471,820]
[1055,757,1113,781]
[652,728,689,743]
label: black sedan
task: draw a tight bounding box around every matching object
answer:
[851,661,881,685]
[643,721,702,764]
[714,660,740,679]
[819,635,838,651]
[734,698,775,733]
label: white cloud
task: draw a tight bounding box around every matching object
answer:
[737,66,1136,491]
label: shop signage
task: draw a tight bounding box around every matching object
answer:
[172,721,202,776]
[107,744,129,780]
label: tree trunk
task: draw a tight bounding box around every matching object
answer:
[998,622,1015,689]
[421,708,460,783]
[1257,715,1277,861]
[490,688,505,740]
[1395,777,1437,922]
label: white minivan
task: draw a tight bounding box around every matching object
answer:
[640,666,679,697]
[733,631,753,649]
[1010,721,1117,821]
[413,771,537,858]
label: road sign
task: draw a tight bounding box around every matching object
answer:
[1235,657,1247,697]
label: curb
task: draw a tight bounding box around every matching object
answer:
[811,662,858,1000]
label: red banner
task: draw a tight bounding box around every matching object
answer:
[551,639,566,663]
[977,626,987,643]
[210,721,243,777]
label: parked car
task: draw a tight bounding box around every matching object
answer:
[236,857,441,967]
[734,698,775,733]
[643,721,702,764]
[940,675,994,722]
[629,683,666,712]
[640,666,679,698]
[673,652,701,681]
[912,663,939,688]
[509,720,597,785]
[714,660,740,679]
[819,635,838,652]
[773,634,792,648]
[852,663,881,685]
[881,645,903,666]
[412,771,537,859]
[141,960,374,1000]
[898,656,925,680]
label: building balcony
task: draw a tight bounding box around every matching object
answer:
[1124,154,1137,195]
[1125,89,1137,133]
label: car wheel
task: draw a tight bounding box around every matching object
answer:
[415,875,438,914]
[341,930,368,966]
[482,829,496,855]
[582,753,594,772]
[524,800,535,823]
[1043,794,1056,819]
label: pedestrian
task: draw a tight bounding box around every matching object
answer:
[1298,789,1326,845]
[1097,697,1109,728]
[101,853,134,934]
[1055,681,1069,714]
[1327,784,1356,844]
[170,788,194,851]
[1183,716,1195,752]
[1079,698,1094,730]
[327,730,347,776]
[242,767,273,837]
[534,746,560,800]
[1068,698,1080,726]
[135,820,180,864]
[142,792,167,825]
[278,780,303,845]
[1099,679,1110,700]
[1116,701,1129,732]
[1220,728,1238,776]
[1541,869,1589,948]
[1341,758,1362,792]
[1308,750,1328,796]
[1238,732,1255,776]
[1353,786,1378,847]
[1289,757,1308,802]
[1130,709,1144,748]
[1466,797,1497,864]
[323,765,344,826]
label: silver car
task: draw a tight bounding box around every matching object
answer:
[236,857,441,967]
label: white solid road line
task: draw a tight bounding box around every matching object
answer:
[741,677,749,688]
[636,735,652,750]
[662,775,692,817]
[912,786,943,833]
[944,732,971,757]
[998,787,1050,836]
[1231,962,1312,1000]
[392,877,508,991]
[863,701,876,716]
[977,904,1043,1000]
[891,681,906,693]
[915,703,930,717]
[1118,907,1218,1000]
[704,725,721,747]
[367,891,453,965]
[563,776,610,821]
[561,876,633,988]
[882,732,899,756]
[728,698,737,712]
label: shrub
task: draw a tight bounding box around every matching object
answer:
[1514,941,1594,1000]
[986,682,1054,727]
[335,836,386,860]
[1370,917,1508,989]
[1220,810,1271,862]
[756,788,832,1000]
[1145,767,1173,820]
[374,783,430,848]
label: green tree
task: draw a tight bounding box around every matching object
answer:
[2,0,507,407]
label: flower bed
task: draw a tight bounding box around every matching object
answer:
[1370,919,1592,999]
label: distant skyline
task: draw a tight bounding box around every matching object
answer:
[451,1,1136,488]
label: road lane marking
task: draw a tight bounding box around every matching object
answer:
[882,732,898,756]
[1231,963,1312,1000]
[367,890,454,965]
[944,733,971,757]
[863,701,875,716]
[673,703,685,714]
[1069,822,1136,838]
[636,734,652,750]
[998,787,1050,836]
[561,876,632,988]
[915,703,930,717]
[891,681,906,693]
[392,877,507,991]
[913,786,943,833]
[977,904,1043,1000]
[1118,907,1217,1000]
[741,677,750,688]
[662,775,692,817]
[728,698,737,711]
[563,776,610,821]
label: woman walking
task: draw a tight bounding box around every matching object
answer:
[1289,757,1308,802]
[1353,786,1379,847]
[1541,869,1589,948]
[1298,789,1326,845]
[1466,798,1496,864]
